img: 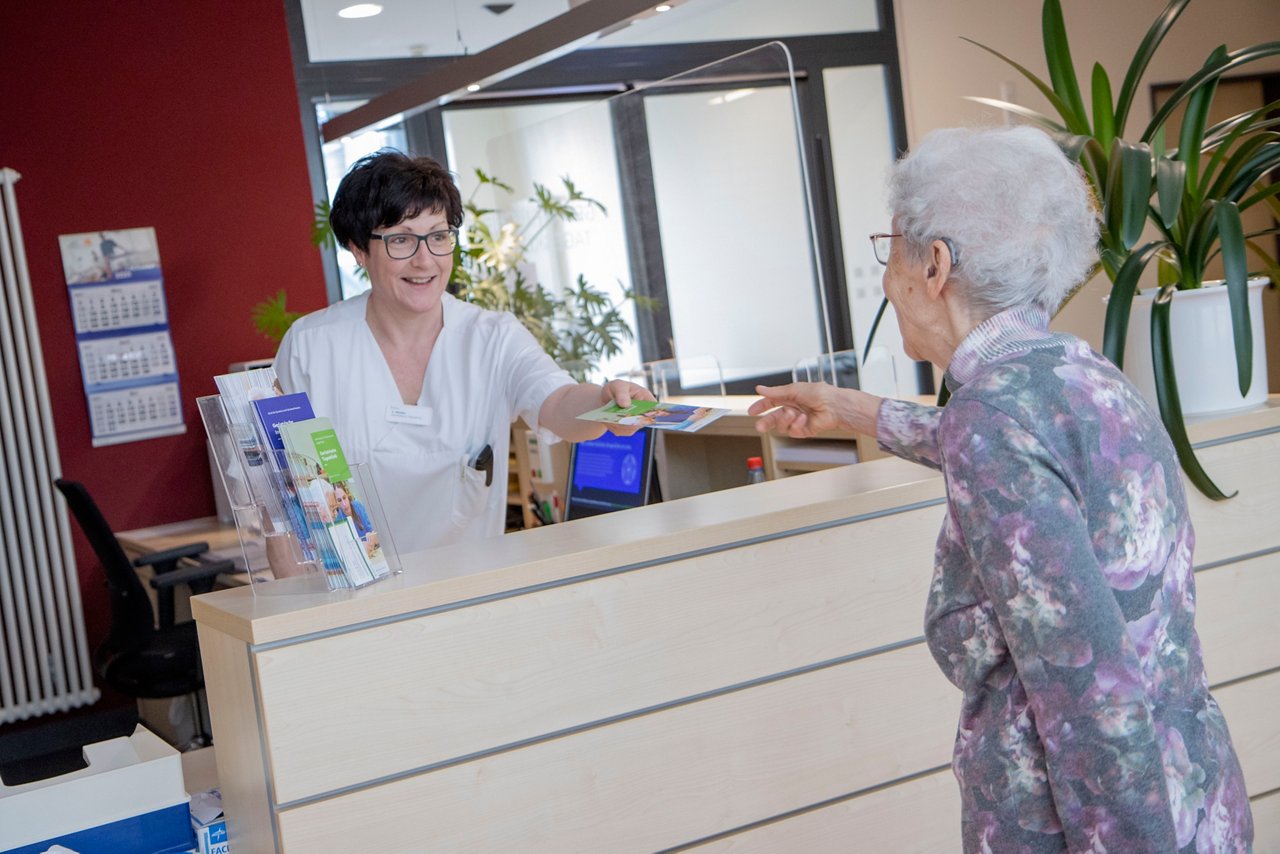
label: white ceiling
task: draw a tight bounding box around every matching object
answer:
[299,0,873,63]
[301,0,578,61]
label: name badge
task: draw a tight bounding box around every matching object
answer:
[386,404,432,426]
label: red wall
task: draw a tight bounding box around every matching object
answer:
[0,3,328,651]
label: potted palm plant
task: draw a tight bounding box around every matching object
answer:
[965,0,1280,498]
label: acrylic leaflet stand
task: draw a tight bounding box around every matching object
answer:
[197,393,400,595]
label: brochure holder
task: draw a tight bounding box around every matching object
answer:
[197,392,400,595]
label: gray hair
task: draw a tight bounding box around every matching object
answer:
[887,125,1099,316]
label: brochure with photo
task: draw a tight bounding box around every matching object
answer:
[576,400,730,433]
[278,417,390,589]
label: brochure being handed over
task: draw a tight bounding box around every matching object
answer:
[576,399,730,433]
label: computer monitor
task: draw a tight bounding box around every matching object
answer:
[563,429,657,521]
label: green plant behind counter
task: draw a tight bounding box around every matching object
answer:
[261,170,653,381]
[450,169,654,382]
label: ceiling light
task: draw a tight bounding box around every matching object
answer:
[338,4,383,19]
[467,84,481,92]
[655,4,672,10]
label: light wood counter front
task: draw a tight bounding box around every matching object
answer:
[192,401,1280,852]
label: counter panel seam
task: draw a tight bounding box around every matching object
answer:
[1191,423,1280,450]
[1192,543,1280,574]
[657,761,955,853]
[250,497,949,654]
[268,634,931,813]
[1207,662,1280,694]
[242,642,286,853]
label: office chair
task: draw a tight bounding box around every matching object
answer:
[53,478,232,749]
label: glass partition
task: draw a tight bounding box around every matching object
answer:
[444,42,834,391]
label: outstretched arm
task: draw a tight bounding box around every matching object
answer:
[538,379,656,442]
[750,382,944,470]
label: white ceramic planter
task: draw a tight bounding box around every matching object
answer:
[1114,276,1270,417]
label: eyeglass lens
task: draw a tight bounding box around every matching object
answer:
[871,235,892,265]
[381,230,457,259]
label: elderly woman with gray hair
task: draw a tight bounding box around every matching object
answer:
[751,126,1251,851]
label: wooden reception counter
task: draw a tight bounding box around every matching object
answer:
[192,401,1280,852]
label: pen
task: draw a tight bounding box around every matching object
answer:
[470,443,494,487]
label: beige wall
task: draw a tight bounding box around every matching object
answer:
[893,0,1280,347]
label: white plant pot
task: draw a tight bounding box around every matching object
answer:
[1111,276,1270,417]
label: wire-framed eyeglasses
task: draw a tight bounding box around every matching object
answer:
[868,232,961,268]
[869,232,901,265]
[370,228,458,259]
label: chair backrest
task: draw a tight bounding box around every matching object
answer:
[54,479,154,650]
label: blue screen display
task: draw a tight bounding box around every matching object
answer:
[571,431,649,495]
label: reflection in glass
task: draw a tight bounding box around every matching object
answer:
[594,0,878,48]
[441,43,832,389]
[824,65,922,394]
[444,100,639,383]
[317,99,408,300]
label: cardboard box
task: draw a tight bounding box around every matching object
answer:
[0,725,194,854]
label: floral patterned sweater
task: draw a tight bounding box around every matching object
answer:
[876,305,1252,852]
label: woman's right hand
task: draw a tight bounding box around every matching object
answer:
[749,383,882,437]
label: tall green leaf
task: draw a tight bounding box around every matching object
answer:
[1042,0,1089,132]
[1091,63,1116,152]
[1215,201,1252,395]
[1103,241,1166,368]
[1118,140,1154,248]
[960,38,1091,134]
[1155,157,1186,229]
[1179,47,1226,195]
[1114,0,1191,132]
[861,297,891,366]
[963,97,1065,131]
[1150,286,1233,499]
[1223,143,1280,202]
[1240,180,1280,214]
[1144,42,1280,142]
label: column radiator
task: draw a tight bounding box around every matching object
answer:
[0,167,98,722]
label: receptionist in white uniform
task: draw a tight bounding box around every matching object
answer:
[274,150,651,555]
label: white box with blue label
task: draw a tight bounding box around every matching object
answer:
[0,724,194,854]
[189,788,228,854]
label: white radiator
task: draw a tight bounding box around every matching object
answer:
[0,167,98,722]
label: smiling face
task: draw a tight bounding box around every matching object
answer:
[335,484,354,516]
[352,207,454,321]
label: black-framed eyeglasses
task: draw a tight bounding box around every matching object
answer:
[370,228,458,259]
[868,232,961,267]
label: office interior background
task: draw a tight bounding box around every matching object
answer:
[1,0,1278,713]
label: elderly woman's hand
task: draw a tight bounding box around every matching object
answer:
[749,383,882,438]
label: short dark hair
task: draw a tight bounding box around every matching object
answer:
[329,149,463,253]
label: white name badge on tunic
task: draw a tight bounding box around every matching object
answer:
[386,404,432,426]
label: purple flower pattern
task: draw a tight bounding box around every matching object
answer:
[877,305,1252,852]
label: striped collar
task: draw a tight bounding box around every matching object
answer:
[945,304,1070,389]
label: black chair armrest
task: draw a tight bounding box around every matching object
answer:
[147,558,233,628]
[133,541,210,573]
[148,559,233,591]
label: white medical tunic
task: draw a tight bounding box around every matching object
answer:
[274,292,574,556]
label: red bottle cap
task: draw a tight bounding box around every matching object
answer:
[747,456,763,469]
